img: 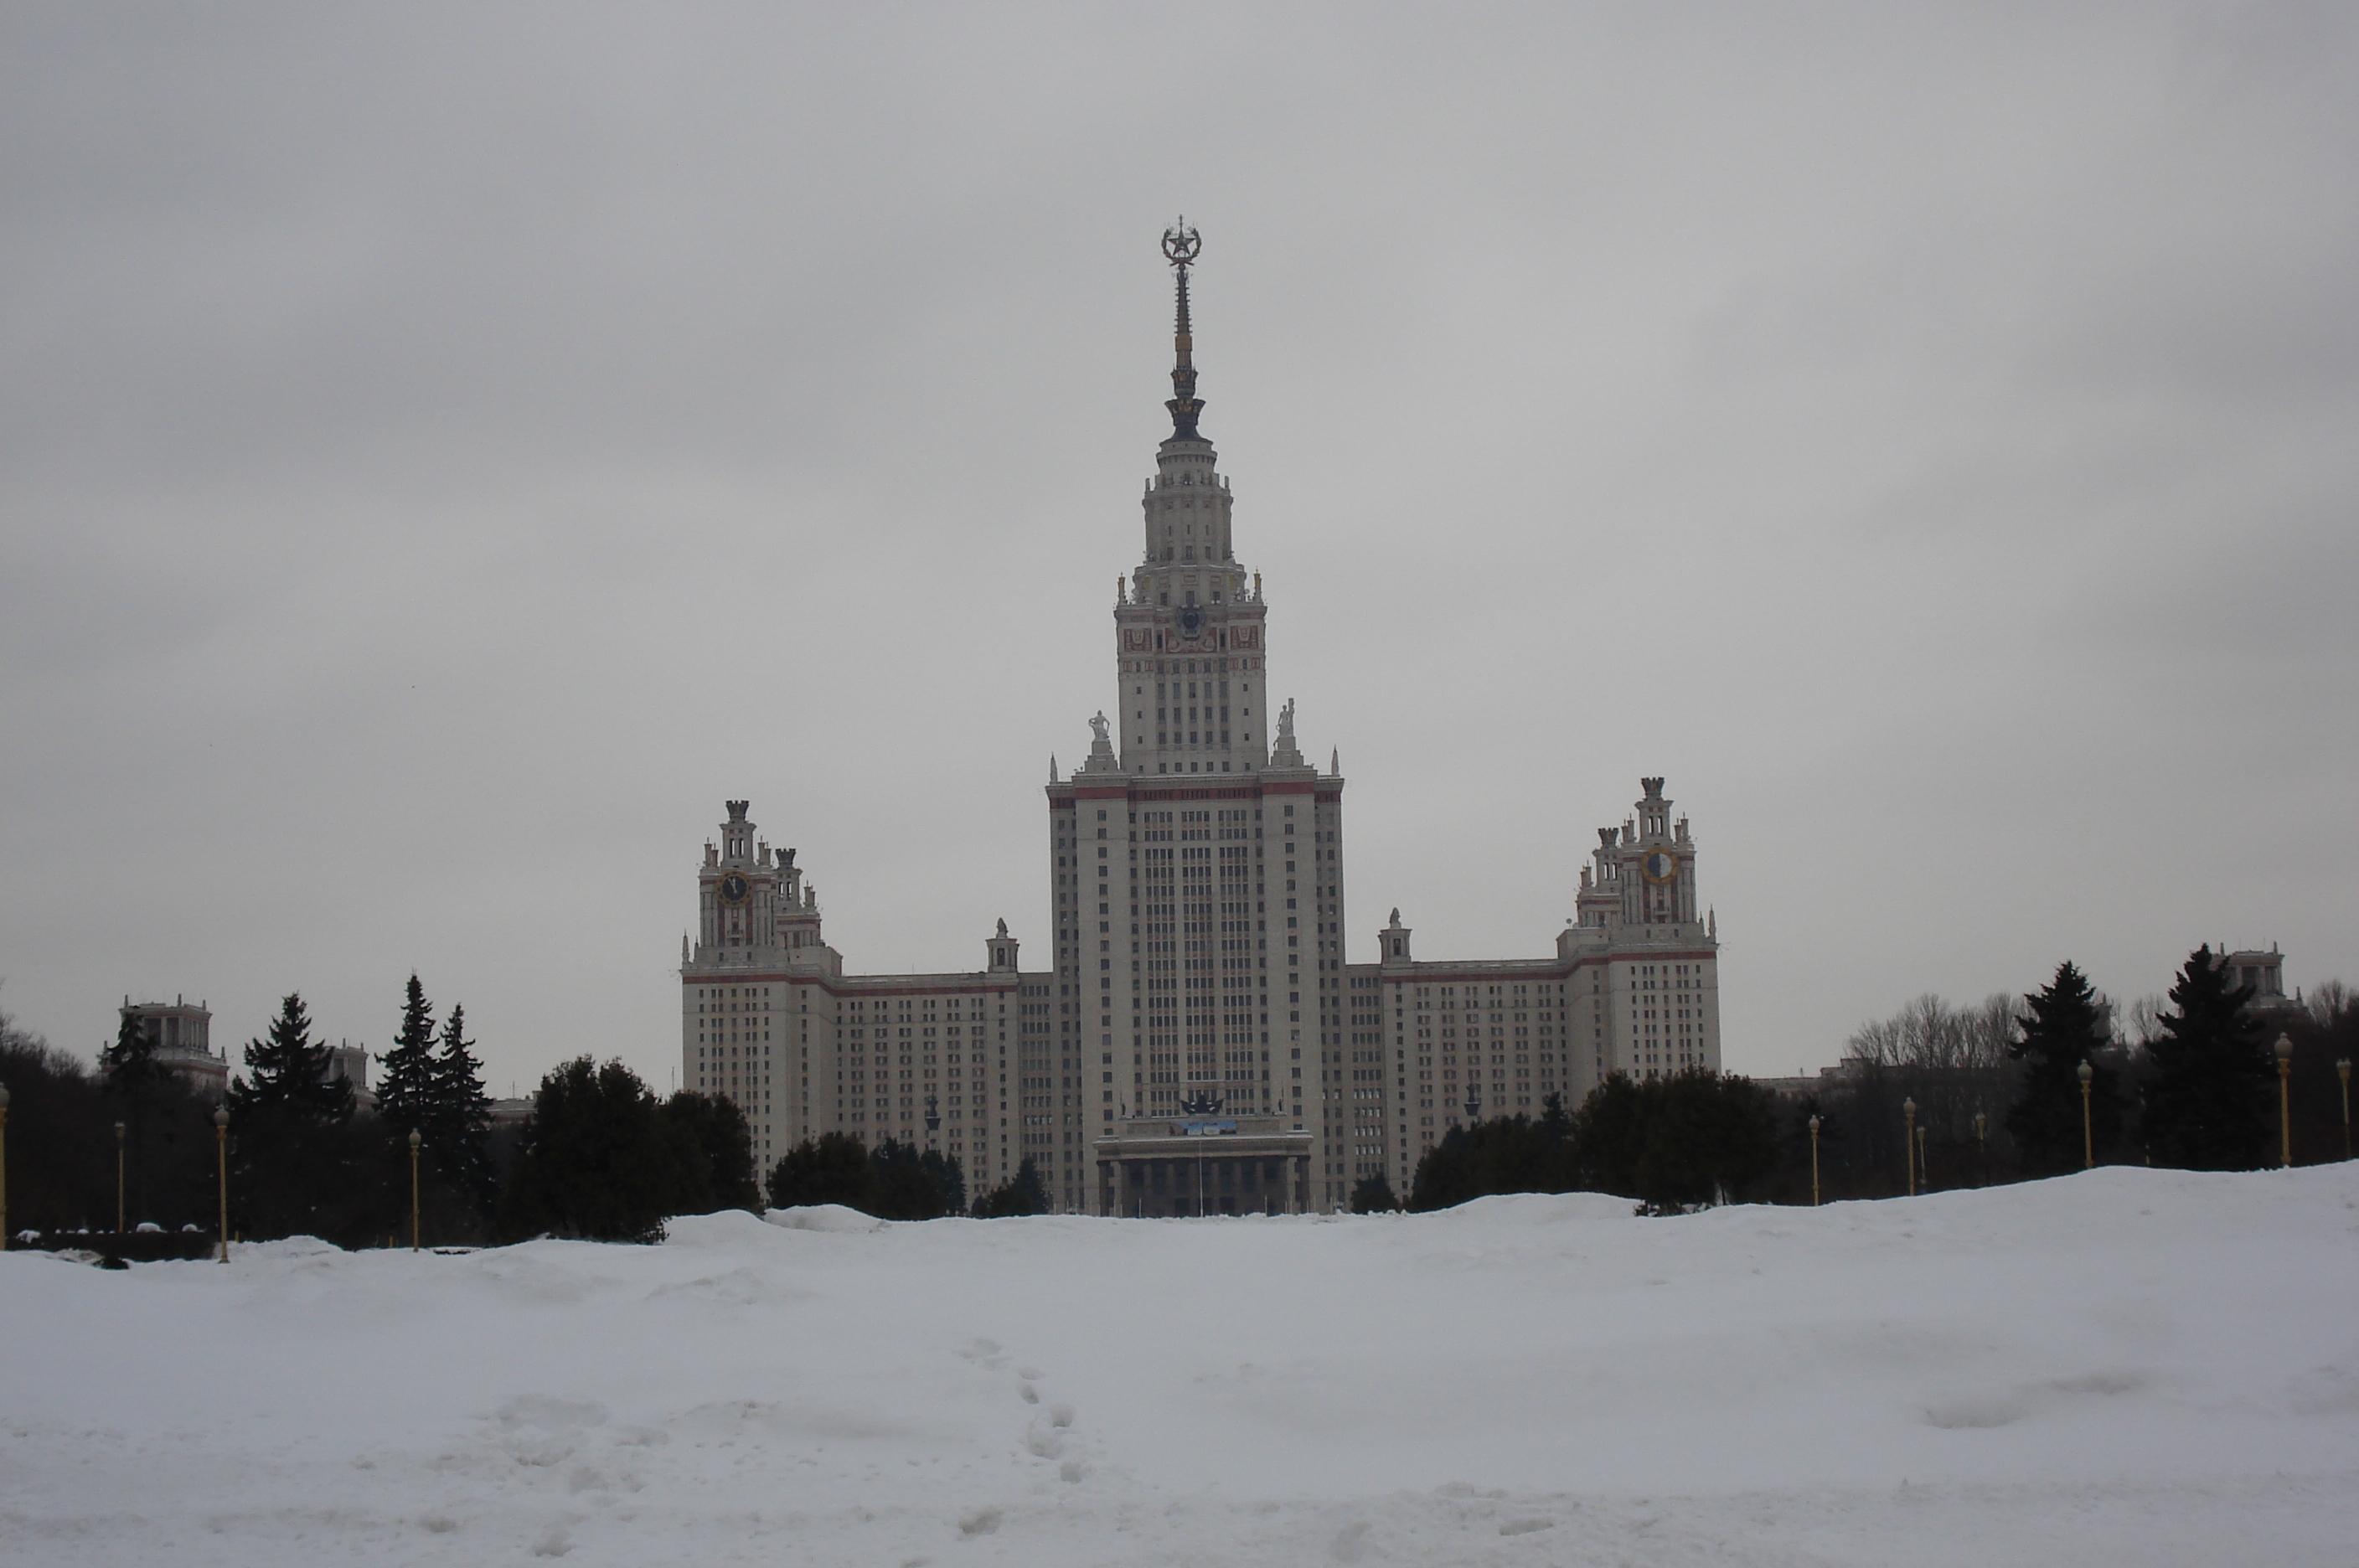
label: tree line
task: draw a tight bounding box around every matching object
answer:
[1355,1071,1782,1215]
[1360,945,2353,1215]
[0,972,1057,1247]
[1792,946,2353,1200]
[8,941,2344,1242]
[500,1064,1054,1235]
[2,978,507,1246]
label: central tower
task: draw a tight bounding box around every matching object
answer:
[1052,223,1348,1215]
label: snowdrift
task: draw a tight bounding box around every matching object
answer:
[3,1165,2355,1565]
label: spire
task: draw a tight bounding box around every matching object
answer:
[1161,218,1205,440]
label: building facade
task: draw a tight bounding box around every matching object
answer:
[682,226,1720,1214]
[119,997,230,1100]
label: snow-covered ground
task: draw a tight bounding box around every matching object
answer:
[5,1166,2356,1566]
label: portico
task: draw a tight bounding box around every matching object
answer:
[1096,1108,1312,1216]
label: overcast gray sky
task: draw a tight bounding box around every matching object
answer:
[3,3,2352,1097]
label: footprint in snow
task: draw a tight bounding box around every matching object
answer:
[1022,1413,1064,1459]
[1329,1519,1373,1562]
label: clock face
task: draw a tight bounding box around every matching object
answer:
[1178,604,1206,639]
[720,873,750,904]
[1641,851,1677,885]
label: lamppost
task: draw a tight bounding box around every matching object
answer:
[1463,1090,1480,1126]
[0,1080,11,1250]
[2274,1034,2293,1169]
[213,1105,230,1264]
[1808,1114,1821,1207]
[925,1093,941,1149]
[407,1128,422,1252]
[115,1121,126,1234]
[1917,1122,1930,1194]
[1902,1099,1917,1197]
[2077,1060,2093,1170]
[1974,1111,1988,1188]
[2339,1058,2352,1162]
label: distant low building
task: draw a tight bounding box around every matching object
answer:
[1755,1066,1852,1101]
[2219,946,2303,1022]
[119,997,228,1100]
[326,1039,374,1111]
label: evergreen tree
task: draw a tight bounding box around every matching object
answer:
[2005,961,2120,1173]
[429,1003,495,1207]
[497,1057,674,1242]
[99,1010,171,1097]
[767,1132,880,1211]
[658,1090,761,1214]
[1536,1091,1574,1148]
[1408,1125,1479,1210]
[227,993,354,1123]
[973,1156,1048,1217]
[219,996,397,1245]
[1407,1115,1572,1210]
[1627,1070,1780,1211]
[1350,1172,1400,1212]
[872,1138,966,1220]
[920,1148,967,1217]
[99,1009,179,1231]
[374,975,439,1136]
[2142,946,2274,1169]
[1571,1073,1651,1196]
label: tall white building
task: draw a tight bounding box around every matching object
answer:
[683,225,1720,1214]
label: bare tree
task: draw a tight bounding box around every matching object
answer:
[2118,993,2168,1050]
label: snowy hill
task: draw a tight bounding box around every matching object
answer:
[5,1167,2356,1565]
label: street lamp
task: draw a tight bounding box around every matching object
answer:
[115,1121,126,1234]
[1902,1099,1917,1197]
[213,1105,230,1264]
[2077,1060,2093,1171]
[408,1129,423,1252]
[924,1093,941,1147]
[1974,1111,1988,1188]
[0,1080,11,1251]
[2274,1034,2293,1169]
[2338,1058,2351,1162]
[1808,1114,1821,1207]
[1463,1090,1481,1125]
